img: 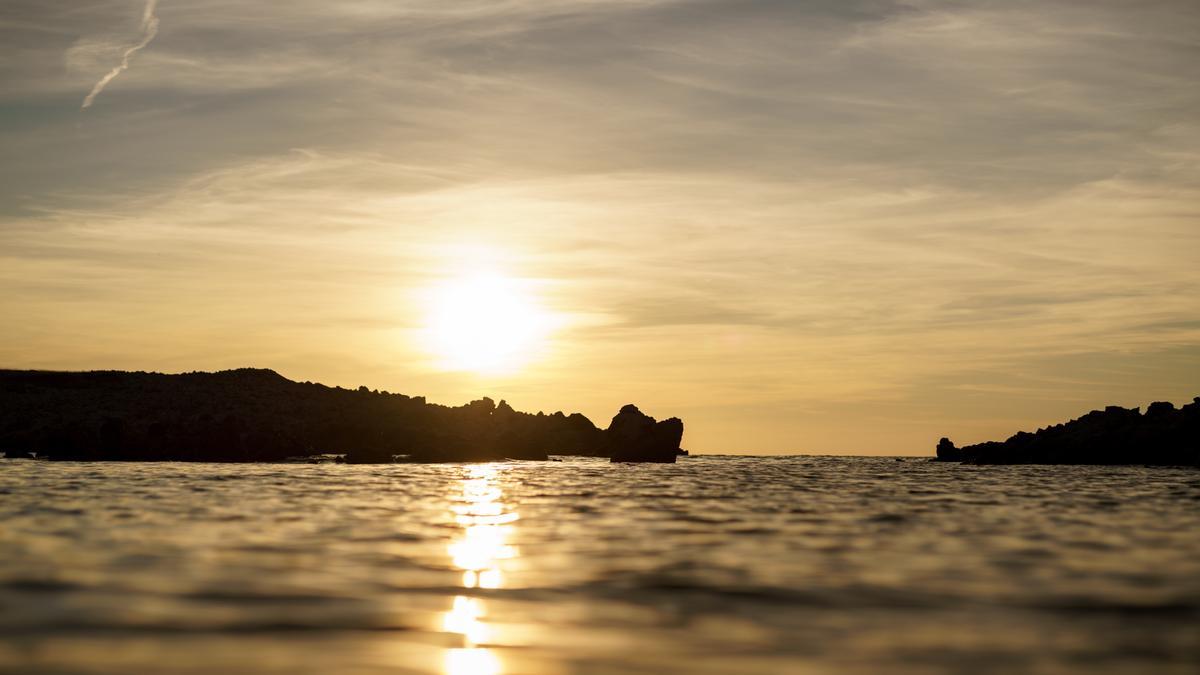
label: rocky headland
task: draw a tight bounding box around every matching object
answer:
[936,397,1199,465]
[0,369,685,463]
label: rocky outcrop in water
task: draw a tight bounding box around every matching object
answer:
[606,404,684,463]
[935,398,1200,465]
[0,369,685,464]
[934,437,963,462]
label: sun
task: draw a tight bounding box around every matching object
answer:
[419,272,556,374]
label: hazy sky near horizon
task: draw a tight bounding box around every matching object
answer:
[2,0,1198,454]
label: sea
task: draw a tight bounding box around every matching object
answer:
[1,456,1198,674]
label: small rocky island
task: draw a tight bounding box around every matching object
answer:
[936,397,1199,465]
[0,369,685,463]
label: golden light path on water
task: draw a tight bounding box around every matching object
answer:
[441,465,519,675]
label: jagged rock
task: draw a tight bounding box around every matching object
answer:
[607,404,683,463]
[933,397,1199,465]
[934,437,962,462]
[1145,401,1176,418]
[0,369,672,463]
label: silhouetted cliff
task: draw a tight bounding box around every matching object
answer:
[606,405,683,463]
[936,398,1199,465]
[0,369,685,463]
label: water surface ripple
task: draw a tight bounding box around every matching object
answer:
[1,457,1198,674]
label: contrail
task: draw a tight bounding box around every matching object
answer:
[81,0,160,109]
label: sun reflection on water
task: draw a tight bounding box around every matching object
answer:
[444,647,502,675]
[441,464,517,675]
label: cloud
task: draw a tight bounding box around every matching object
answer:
[1,0,1198,451]
[81,0,159,109]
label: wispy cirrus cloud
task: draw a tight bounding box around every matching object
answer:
[81,0,159,109]
[1,0,1198,452]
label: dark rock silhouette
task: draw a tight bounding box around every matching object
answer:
[606,404,684,463]
[0,369,685,464]
[934,437,962,462]
[936,398,1199,465]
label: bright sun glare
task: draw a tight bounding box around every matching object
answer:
[420,272,556,374]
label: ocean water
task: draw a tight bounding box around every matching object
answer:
[1,456,1198,675]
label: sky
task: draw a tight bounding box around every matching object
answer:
[1,0,1198,455]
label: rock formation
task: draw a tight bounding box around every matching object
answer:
[934,437,962,462]
[0,369,685,464]
[606,404,684,463]
[935,398,1199,465]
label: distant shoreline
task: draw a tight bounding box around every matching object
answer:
[3,369,1195,466]
[935,397,1199,466]
[0,368,684,464]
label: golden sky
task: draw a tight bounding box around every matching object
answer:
[1,0,1198,454]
